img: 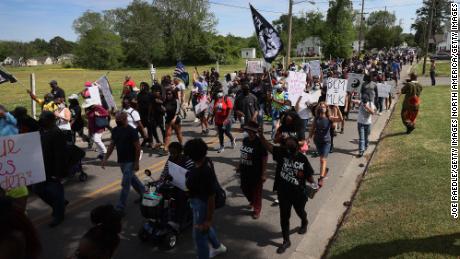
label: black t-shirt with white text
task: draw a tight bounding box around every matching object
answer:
[239,137,268,182]
[272,146,314,193]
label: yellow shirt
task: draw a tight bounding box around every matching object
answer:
[6,186,29,198]
[36,98,58,112]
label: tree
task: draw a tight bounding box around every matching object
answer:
[364,11,404,49]
[74,27,124,69]
[30,39,50,56]
[49,36,76,57]
[412,0,451,50]
[322,0,356,58]
[73,10,113,35]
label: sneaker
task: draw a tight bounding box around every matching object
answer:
[298,220,308,234]
[230,138,236,149]
[194,118,199,123]
[217,146,225,153]
[358,151,364,157]
[97,154,105,160]
[205,128,210,134]
[252,212,260,219]
[210,244,227,258]
[276,240,291,254]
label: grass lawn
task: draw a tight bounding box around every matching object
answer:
[417,61,450,77]
[0,61,246,110]
[327,85,458,258]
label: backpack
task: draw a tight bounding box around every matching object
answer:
[206,158,226,209]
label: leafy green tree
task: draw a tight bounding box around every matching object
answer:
[30,39,50,56]
[322,0,356,58]
[49,36,76,57]
[74,27,124,69]
[365,11,404,49]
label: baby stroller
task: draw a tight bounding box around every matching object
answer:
[138,170,192,250]
[66,144,88,182]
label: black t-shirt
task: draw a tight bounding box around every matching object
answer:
[164,99,179,123]
[186,161,216,202]
[69,104,84,131]
[137,92,153,116]
[52,87,65,99]
[111,125,139,163]
[239,137,268,182]
[277,122,304,141]
[234,93,259,123]
[273,146,314,193]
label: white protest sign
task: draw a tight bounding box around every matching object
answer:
[246,60,264,74]
[87,85,102,105]
[326,78,348,106]
[95,76,116,110]
[377,82,392,97]
[309,89,322,104]
[347,73,364,93]
[286,71,307,104]
[0,132,46,190]
[167,161,188,191]
[309,60,321,77]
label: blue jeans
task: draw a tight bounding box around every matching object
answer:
[258,102,265,125]
[300,119,309,139]
[190,198,221,259]
[358,123,371,152]
[117,162,145,211]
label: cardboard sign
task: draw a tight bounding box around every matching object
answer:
[326,78,347,106]
[347,73,364,93]
[167,161,188,191]
[95,76,116,110]
[309,60,321,77]
[286,71,307,104]
[0,132,46,190]
[377,83,392,97]
[87,85,102,106]
[246,60,264,74]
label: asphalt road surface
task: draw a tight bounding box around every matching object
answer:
[28,80,398,259]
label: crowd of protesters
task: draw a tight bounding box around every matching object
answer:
[0,47,426,259]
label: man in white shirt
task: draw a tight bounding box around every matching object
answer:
[353,94,376,157]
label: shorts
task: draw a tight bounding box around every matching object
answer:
[314,141,331,158]
[197,109,208,119]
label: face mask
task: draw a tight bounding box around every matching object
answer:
[217,92,224,98]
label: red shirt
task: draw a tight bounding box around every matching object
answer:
[213,97,233,126]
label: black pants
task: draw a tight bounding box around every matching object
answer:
[430,71,436,86]
[278,190,308,241]
[33,181,66,220]
[150,116,165,144]
[216,124,234,147]
[72,128,90,145]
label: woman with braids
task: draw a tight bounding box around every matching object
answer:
[70,204,122,259]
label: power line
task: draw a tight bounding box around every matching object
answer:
[208,1,284,14]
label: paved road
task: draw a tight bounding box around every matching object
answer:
[28,76,404,259]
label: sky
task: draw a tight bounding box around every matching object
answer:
[0,0,426,42]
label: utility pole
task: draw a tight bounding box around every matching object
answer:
[358,0,365,56]
[286,0,293,69]
[422,0,436,75]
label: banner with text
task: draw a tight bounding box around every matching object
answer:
[246,60,264,74]
[286,71,307,104]
[326,78,347,106]
[88,85,102,106]
[347,73,364,93]
[0,132,46,190]
[309,60,321,77]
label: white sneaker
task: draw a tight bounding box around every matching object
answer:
[210,244,227,258]
[230,138,236,149]
[217,146,225,153]
[194,118,199,123]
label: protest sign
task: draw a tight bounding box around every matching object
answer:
[0,132,46,191]
[95,76,116,110]
[246,60,264,74]
[87,85,102,106]
[286,71,307,104]
[167,161,188,191]
[326,78,347,106]
[309,89,322,104]
[302,62,311,74]
[347,73,364,93]
[377,82,392,97]
[309,60,321,77]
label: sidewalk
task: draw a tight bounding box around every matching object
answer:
[290,65,413,259]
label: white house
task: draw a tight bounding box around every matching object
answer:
[26,58,39,66]
[2,56,23,66]
[57,54,75,64]
[241,48,256,59]
[436,21,459,53]
[36,56,55,65]
[296,37,321,57]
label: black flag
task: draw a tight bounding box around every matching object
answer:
[0,67,17,84]
[250,4,283,63]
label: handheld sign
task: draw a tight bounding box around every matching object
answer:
[309,60,321,77]
[286,71,307,105]
[87,85,102,106]
[246,60,264,74]
[347,73,364,93]
[326,78,347,106]
[95,76,116,110]
[0,132,46,190]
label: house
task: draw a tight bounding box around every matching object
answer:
[36,56,55,65]
[57,54,75,64]
[25,58,39,66]
[2,56,23,66]
[296,37,321,57]
[436,20,458,53]
[241,48,256,59]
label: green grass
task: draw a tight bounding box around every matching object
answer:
[417,61,450,77]
[0,61,246,110]
[327,85,458,259]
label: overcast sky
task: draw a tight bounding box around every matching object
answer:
[0,0,424,42]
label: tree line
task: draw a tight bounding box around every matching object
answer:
[0,37,76,61]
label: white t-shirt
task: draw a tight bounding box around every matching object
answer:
[357,102,375,125]
[123,107,141,129]
[176,82,186,91]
